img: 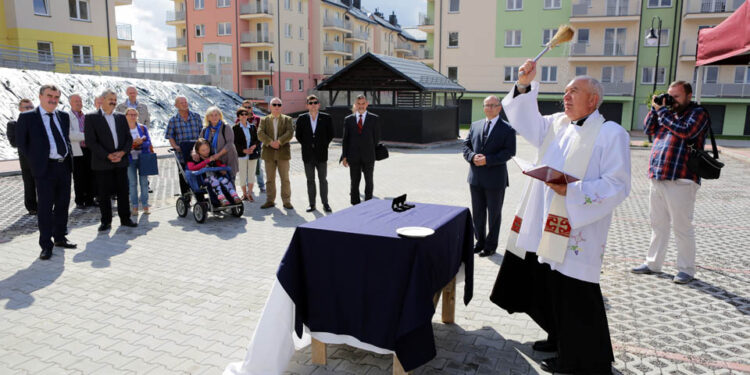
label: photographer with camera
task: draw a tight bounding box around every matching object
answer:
[632,81,711,284]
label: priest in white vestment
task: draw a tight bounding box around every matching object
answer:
[493,59,631,374]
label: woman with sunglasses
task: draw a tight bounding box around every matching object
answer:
[233,107,261,201]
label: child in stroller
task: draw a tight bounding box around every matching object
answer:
[188,138,241,206]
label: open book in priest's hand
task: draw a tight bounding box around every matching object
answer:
[512,157,580,185]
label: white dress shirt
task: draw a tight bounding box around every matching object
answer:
[102,110,119,149]
[310,113,318,134]
[39,107,67,159]
[484,114,500,138]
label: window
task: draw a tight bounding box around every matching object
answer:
[299,27,304,40]
[504,66,519,82]
[34,0,49,15]
[647,0,672,7]
[542,29,556,45]
[196,51,203,63]
[577,28,590,44]
[298,0,303,13]
[195,0,204,9]
[541,66,557,83]
[506,0,523,10]
[72,45,92,65]
[448,67,458,82]
[285,51,292,65]
[37,42,53,63]
[604,27,627,55]
[69,0,90,21]
[703,66,719,83]
[217,22,231,36]
[448,32,459,47]
[645,29,670,47]
[299,52,304,66]
[217,0,230,7]
[575,66,587,76]
[544,0,561,9]
[505,30,521,47]
[285,78,293,91]
[284,0,291,10]
[285,24,292,38]
[641,67,666,84]
[602,66,625,83]
[298,79,304,91]
[735,67,750,84]
[182,54,188,63]
[195,24,205,37]
[449,0,460,12]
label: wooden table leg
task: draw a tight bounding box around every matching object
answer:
[311,338,327,365]
[441,276,456,324]
[433,290,441,308]
[393,354,411,375]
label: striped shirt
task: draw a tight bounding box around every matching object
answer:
[644,103,710,184]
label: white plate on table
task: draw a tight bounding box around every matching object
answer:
[396,226,435,238]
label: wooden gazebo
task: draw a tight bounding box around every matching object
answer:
[315,53,465,144]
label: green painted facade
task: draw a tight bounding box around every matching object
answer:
[494,0,571,58]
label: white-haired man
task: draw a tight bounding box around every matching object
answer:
[116,86,150,127]
[490,59,631,374]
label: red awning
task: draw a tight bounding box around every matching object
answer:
[696,1,750,66]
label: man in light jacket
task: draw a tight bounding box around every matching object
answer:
[68,94,96,208]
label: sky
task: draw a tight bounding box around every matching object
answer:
[117,0,424,61]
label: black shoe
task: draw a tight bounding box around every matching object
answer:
[39,248,52,260]
[121,220,138,228]
[148,188,154,193]
[473,244,484,254]
[53,239,77,249]
[532,339,556,353]
[478,249,496,257]
[540,357,610,374]
[323,204,332,213]
[540,357,558,373]
[98,223,111,231]
[28,210,37,215]
[306,206,316,212]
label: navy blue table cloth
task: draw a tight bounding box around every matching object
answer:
[276,199,474,371]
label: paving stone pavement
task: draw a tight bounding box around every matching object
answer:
[0,135,748,374]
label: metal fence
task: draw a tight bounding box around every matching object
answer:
[239,1,273,15]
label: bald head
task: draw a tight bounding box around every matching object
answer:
[483,95,502,120]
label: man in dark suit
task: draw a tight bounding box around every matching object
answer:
[295,95,335,212]
[84,89,136,231]
[462,95,516,257]
[341,94,380,205]
[7,98,38,215]
[16,85,77,260]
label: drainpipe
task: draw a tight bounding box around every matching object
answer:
[277,0,282,100]
[668,0,684,83]
[437,0,442,73]
[105,0,112,70]
[236,0,241,93]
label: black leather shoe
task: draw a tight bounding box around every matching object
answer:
[323,204,332,213]
[473,244,484,254]
[540,357,558,373]
[53,239,77,249]
[532,339,557,353]
[306,206,316,212]
[28,210,37,215]
[39,248,52,260]
[121,220,138,228]
[478,249,496,257]
[98,223,111,231]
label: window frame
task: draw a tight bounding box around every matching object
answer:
[217,0,230,8]
[195,24,205,37]
[449,0,460,13]
[285,23,292,38]
[544,0,561,9]
[37,41,54,64]
[285,78,293,91]
[647,0,672,8]
[72,45,93,66]
[196,51,203,64]
[447,66,458,82]
[641,66,666,84]
[299,26,304,40]
[299,52,304,66]
[644,29,670,47]
[506,0,523,11]
[504,30,522,47]
[298,79,304,91]
[735,66,750,84]
[448,32,459,48]
[540,66,558,83]
[195,0,204,10]
[542,28,556,46]
[575,66,588,76]
[577,28,590,44]
[69,0,90,21]
[284,0,291,10]
[285,50,292,65]
[504,66,519,82]
[34,0,50,16]
[217,22,231,36]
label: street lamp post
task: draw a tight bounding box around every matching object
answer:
[269,54,275,99]
[645,16,662,142]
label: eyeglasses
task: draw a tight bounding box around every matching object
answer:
[21,106,34,111]
[483,104,500,108]
[271,103,282,107]
[238,112,249,116]
[243,105,252,109]
[307,101,319,105]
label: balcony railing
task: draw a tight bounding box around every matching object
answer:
[416,49,434,59]
[116,24,133,41]
[396,42,413,51]
[696,82,750,97]
[167,37,187,49]
[569,42,637,57]
[601,81,634,95]
[684,0,745,14]
[346,30,369,41]
[418,13,434,26]
[571,0,642,17]
[240,1,273,16]
[345,52,365,61]
[243,87,274,99]
[241,32,274,44]
[166,10,186,22]
[680,40,697,56]
[242,59,271,72]
[323,42,352,54]
[323,17,352,30]
[323,65,342,75]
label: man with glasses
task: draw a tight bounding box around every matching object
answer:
[462,96,516,258]
[295,95,334,212]
[7,98,38,215]
[257,97,294,209]
[241,99,265,194]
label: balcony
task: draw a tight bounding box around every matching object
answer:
[323,65,343,75]
[241,59,271,74]
[116,24,134,47]
[418,13,434,31]
[344,52,365,62]
[696,82,750,97]
[417,49,434,60]
[240,32,274,47]
[568,42,638,61]
[601,81,634,96]
[243,86,274,100]
[323,17,352,32]
[166,10,186,24]
[240,1,273,19]
[323,42,352,56]
[345,30,369,43]
[395,42,413,53]
[680,40,697,61]
[570,1,641,21]
[684,0,744,19]
[167,37,187,50]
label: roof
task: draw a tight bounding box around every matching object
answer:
[322,0,375,24]
[315,53,465,93]
[370,13,401,32]
[696,2,750,66]
[401,28,426,42]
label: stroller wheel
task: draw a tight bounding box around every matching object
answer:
[176,197,189,217]
[231,203,244,217]
[193,202,208,223]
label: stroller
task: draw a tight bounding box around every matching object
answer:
[170,140,245,223]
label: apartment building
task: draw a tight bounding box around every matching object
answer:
[167,0,425,113]
[421,0,750,136]
[0,0,134,70]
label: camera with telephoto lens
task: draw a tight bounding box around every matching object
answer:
[654,93,675,107]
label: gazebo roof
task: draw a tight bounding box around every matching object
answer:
[315,53,465,93]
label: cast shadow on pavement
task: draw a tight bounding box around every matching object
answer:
[167,215,248,240]
[73,227,134,268]
[685,277,749,315]
[0,248,67,310]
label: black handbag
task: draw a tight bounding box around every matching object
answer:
[687,123,723,180]
[375,143,389,161]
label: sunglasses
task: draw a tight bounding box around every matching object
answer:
[271,103,282,107]
[308,101,319,105]
[238,112,249,116]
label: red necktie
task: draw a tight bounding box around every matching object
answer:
[357,115,363,134]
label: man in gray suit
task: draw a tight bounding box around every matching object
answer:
[462,96,516,257]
